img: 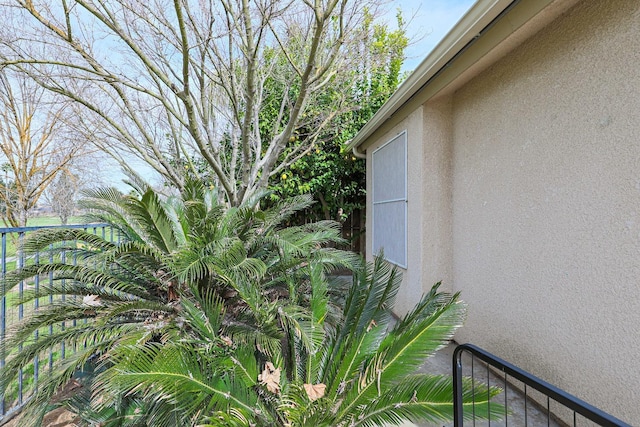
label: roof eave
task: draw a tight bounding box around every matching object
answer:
[348,0,515,151]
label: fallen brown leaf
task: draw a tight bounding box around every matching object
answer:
[258,362,281,394]
[303,383,326,401]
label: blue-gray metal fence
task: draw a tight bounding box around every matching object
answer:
[0,223,113,422]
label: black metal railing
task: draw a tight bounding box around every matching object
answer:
[453,343,631,427]
[0,223,114,422]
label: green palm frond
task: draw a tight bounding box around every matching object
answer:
[334,294,466,422]
[308,247,361,273]
[225,318,283,358]
[391,280,456,336]
[2,328,138,427]
[13,352,94,426]
[333,255,399,353]
[80,185,180,254]
[6,264,153,301]
[107,240,167,269]
[120,165,151,196]
[18,227,116,255]
[322,322,387,398]
[162,198,189,247]
[202,410,254,427]
[305,263,329,381]
[78,187,138,235]
[275,381,334,426]
[3,305,103,351]
[4,234,135,311]
[259,194,315,231]
[250,221,345,262]
[277,304,315,379]
[180,292,225,344]
[1,323,139,389]
[354,257,400,334]
[122,189,179,253]
[97,300,176,323]
[96,342,261,426]
[348,374,503,427]
[379,298,463,380]
[80,186,128,205]
[262,224,343,255]
[210,241,267,280]
[64,388,149,427]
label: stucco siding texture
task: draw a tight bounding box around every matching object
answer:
[450,0,640,422]
[421,98,455,297]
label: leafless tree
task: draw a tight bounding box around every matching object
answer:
[42,150,105,224]
[0,0,385,206]
[0,69,86,227]
[45,169,77,225]
[44,164,84,225]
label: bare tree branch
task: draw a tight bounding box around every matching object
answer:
[0,0,383,206]
[0,69,86,227]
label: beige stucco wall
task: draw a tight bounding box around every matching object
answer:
[449,0,640,422]
[421,97,455,297]
[365,0,639,423]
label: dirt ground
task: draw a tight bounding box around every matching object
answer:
[2,380,81,427]
[2,407,77,427]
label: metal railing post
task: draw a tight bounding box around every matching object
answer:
[453,345,464,427]
[1,231,6,417]
[452,343,632,427]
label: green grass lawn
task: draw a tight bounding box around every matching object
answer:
[26,216,84,227]
[1,215,84,229]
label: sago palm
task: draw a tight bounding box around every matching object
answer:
[0,179,355,425]
[84,257,502,426]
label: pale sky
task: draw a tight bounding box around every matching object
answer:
[387,0,476,73]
